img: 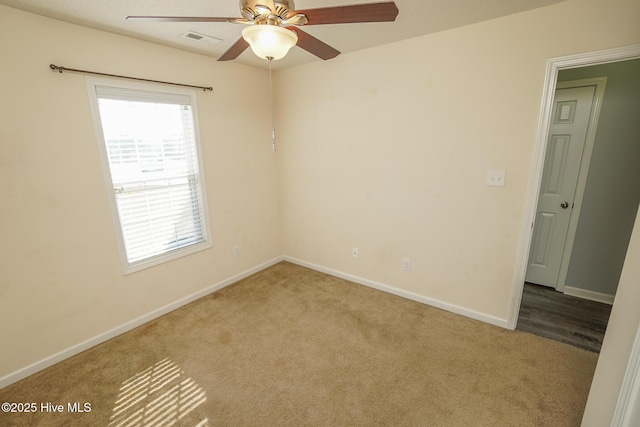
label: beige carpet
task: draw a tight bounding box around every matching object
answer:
[0,262,598,426]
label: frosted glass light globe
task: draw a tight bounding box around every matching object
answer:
[242,25,298,61]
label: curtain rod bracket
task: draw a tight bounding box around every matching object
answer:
[49,63,212,92]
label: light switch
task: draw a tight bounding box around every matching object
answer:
[486,170,506,187]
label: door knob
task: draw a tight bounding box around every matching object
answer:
[561,201,569,209]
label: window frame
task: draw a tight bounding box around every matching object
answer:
[86,77,212,275]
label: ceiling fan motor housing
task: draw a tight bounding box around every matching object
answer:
[241,0,295,22]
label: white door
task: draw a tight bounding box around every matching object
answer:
[525,85,596,288]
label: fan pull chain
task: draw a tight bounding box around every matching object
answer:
[268,57,276,152]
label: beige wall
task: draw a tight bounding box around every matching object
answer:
[276,0,640,320]
[0,6,281,379]
[275,0,639,423]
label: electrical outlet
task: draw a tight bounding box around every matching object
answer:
[352,247,359,258]
[234,246,241,257]
[402,258,411,272]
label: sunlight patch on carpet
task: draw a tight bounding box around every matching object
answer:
[109,358,207,427]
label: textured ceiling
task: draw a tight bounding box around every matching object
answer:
[0,0,566,70]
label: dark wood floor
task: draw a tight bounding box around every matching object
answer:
[516,283,612,353]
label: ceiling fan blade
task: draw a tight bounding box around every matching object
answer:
[218,37,250,61]
[126,16,243,23]
[295,2,399,25]
[288,28,340,60]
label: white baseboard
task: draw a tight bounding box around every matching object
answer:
[283,256,509,329]
[564,286,615,305]
[0,256,283,390]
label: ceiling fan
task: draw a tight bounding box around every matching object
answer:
[127,0,399,62]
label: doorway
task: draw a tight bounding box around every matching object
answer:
[515,50,640,353]
[508,45,640,331]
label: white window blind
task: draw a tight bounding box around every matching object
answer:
[89,80,211,272]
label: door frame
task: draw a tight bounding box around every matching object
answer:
[507,43,640,330]
[612,323,640,426]
[543,77,607,293]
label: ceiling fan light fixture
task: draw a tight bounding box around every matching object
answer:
[242,25,298,60]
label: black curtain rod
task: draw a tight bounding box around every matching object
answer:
[49,64,213,92]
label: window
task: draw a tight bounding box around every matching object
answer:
[86,78,211,274]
